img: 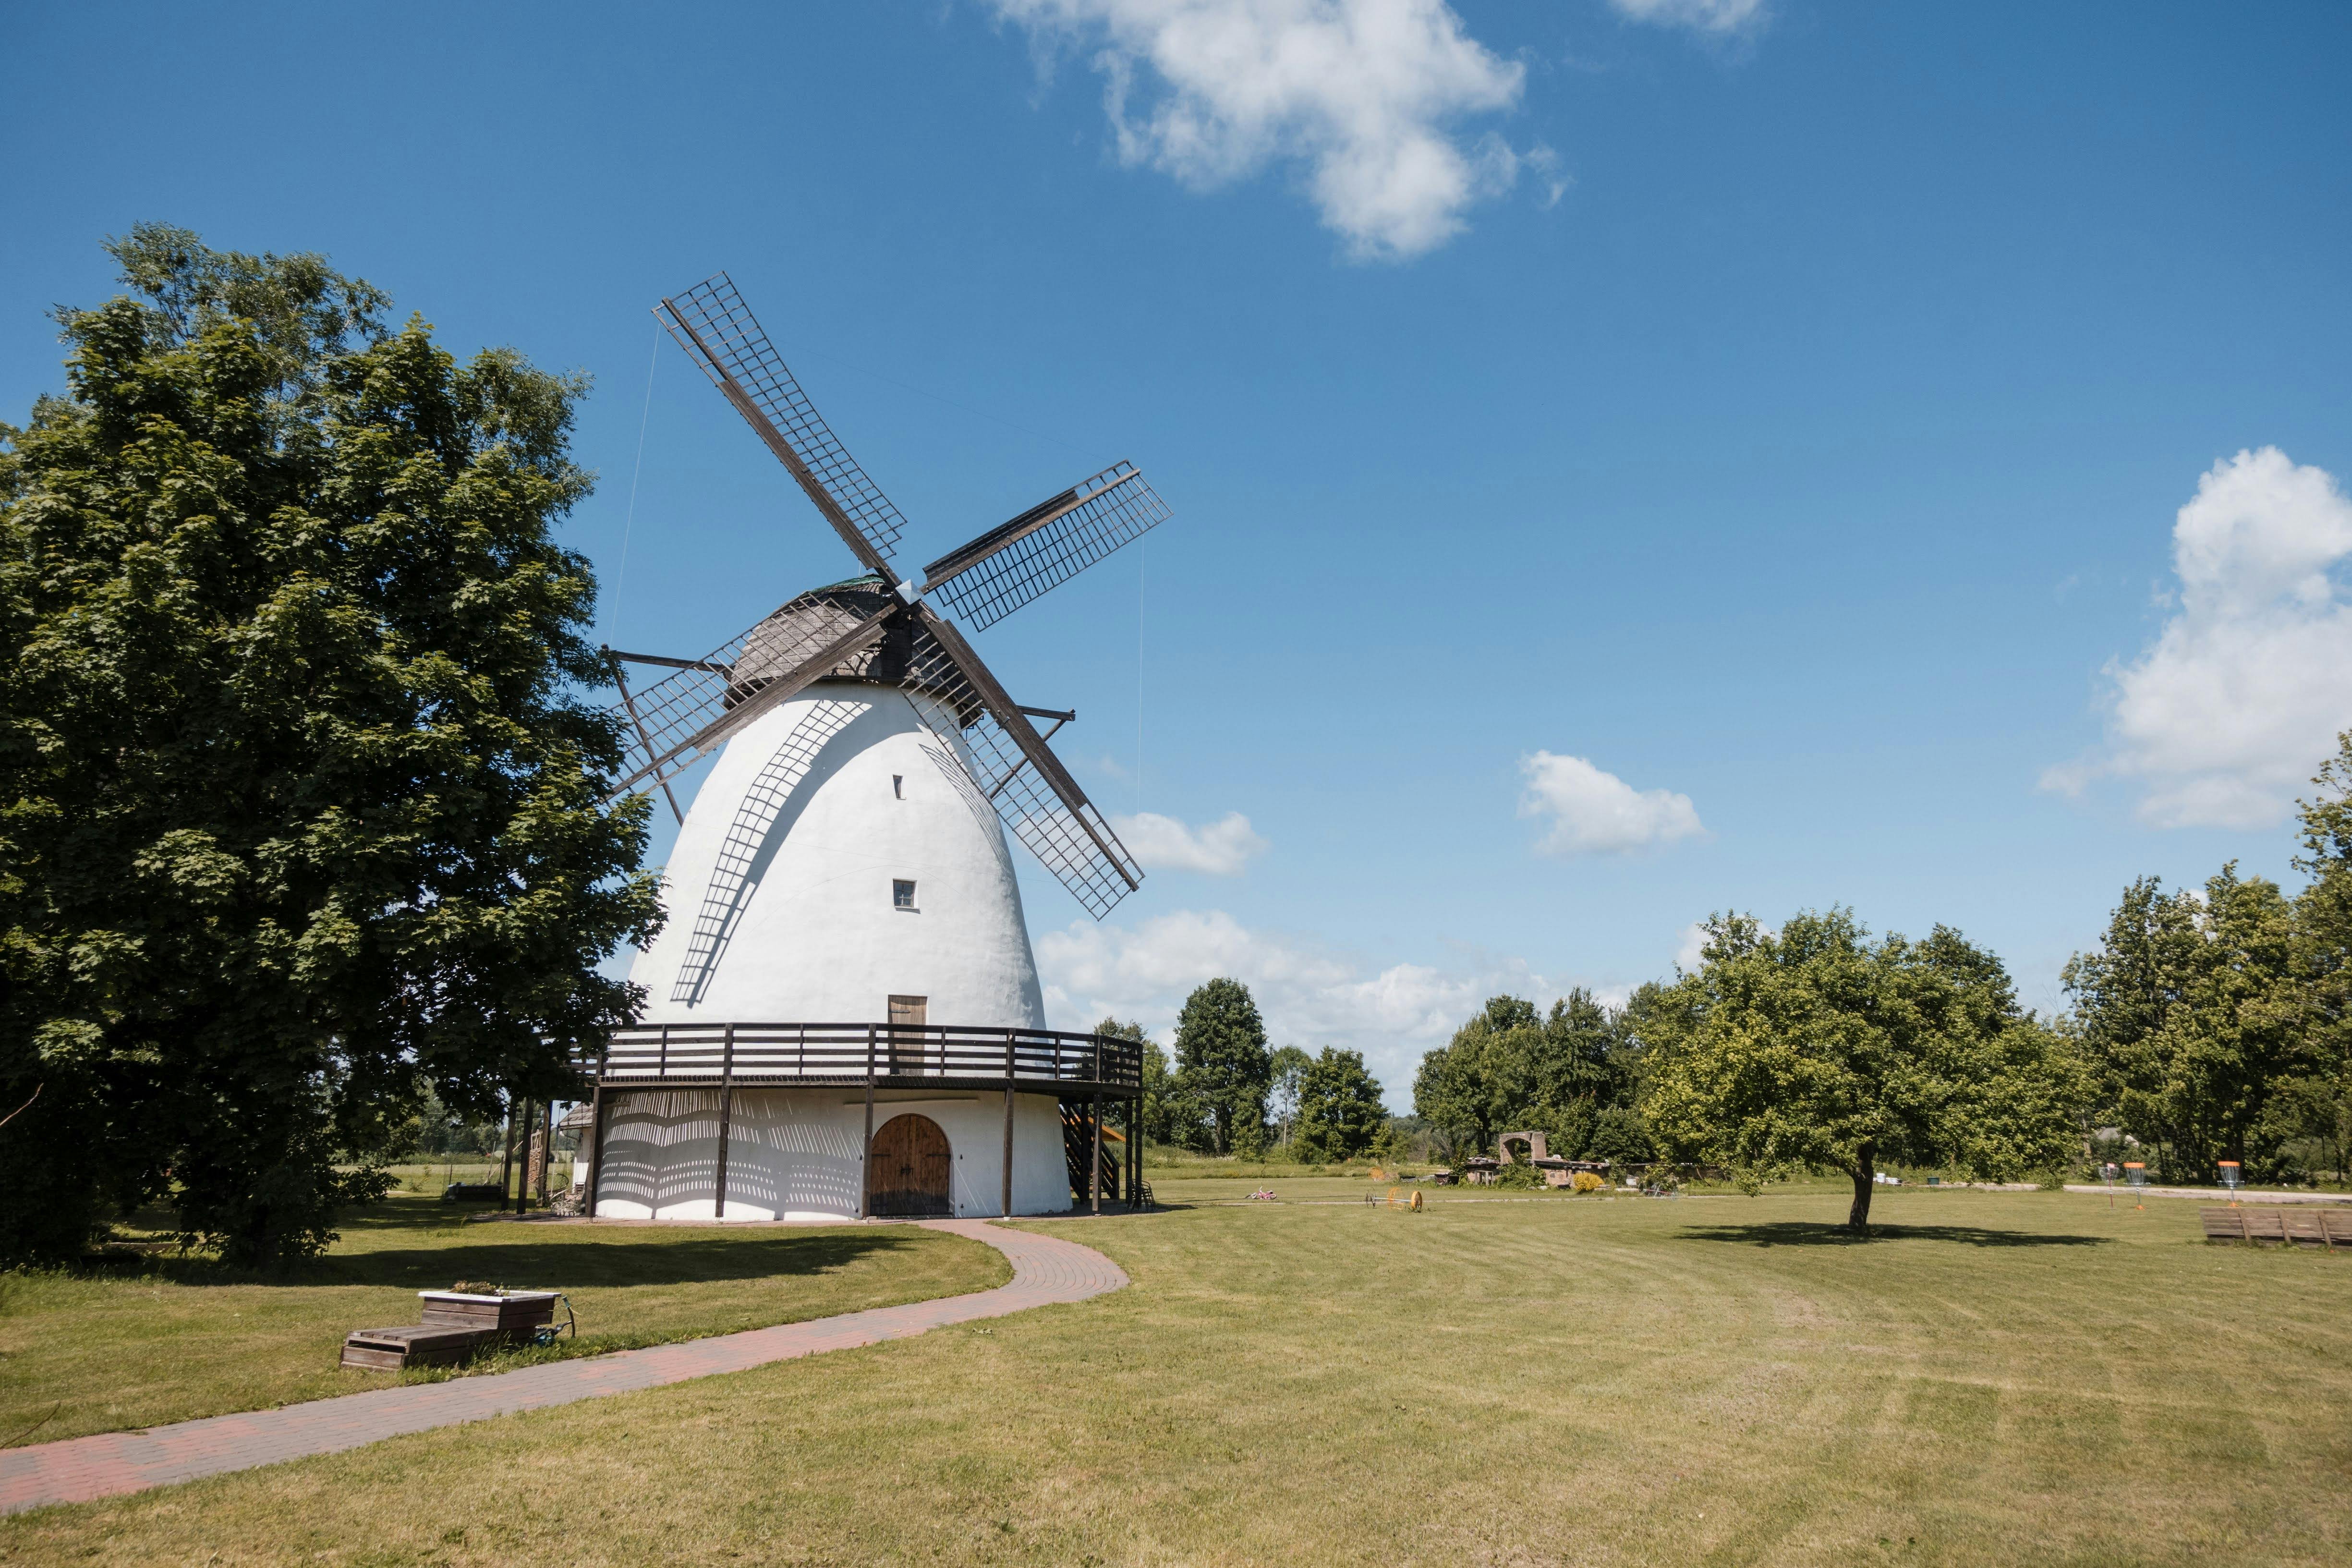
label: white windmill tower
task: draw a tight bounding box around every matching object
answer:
[580,274,1168,1224]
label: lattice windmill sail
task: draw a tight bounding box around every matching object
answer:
[603,271,1167,921]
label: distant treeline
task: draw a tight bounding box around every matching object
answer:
[1125,732,2352,1230]
[1405,732,2352,1224]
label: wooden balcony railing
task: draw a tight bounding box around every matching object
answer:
[585,1021,1143,1094]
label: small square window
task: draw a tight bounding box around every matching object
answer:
[893,879,917,911]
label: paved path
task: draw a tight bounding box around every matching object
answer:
[0,1219,1124,1517]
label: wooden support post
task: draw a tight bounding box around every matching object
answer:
[536,1100,554,1203]
[1091,1089,1103,1216]
[584,1079,610,1219]
[714,1023,737,1218]
[859,1027,876,1220]
[499,1097,517,1204]
[1127,1095,1139,1207]
[1002,1032,1017,1219]
[521,1099,537,1212]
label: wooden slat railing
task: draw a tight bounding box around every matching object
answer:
[584,1021,1142,1092]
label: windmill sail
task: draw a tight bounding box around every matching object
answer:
[922,461,1170,631]
[657,272,908,575]
[899,608,1143,920]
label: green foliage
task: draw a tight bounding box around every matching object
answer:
[1492,1157,1542,1191]
[0,226,661,1267]
[1291,1046,1387,1162]
[1412,988,1644,1163]
[2065,864,2321,1183]
[1096,1017,1198,1151]
[1639,911,2085,1231]
[1171,979,1271,1156]
[1266,1044,1312,1149]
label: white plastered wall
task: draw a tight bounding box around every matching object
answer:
[592,1088,1074,1220]
[628,681,1048,1030]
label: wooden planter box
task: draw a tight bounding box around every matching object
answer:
[418,1291,558,1333]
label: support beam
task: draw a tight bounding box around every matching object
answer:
[584,1080,609,1219]
[499,1097,517,1205]
[1091,1090,1103,1216]
[604,648,683,824]
[1002,1033,1017,1219]
[517,1101,534,1213]
[860,1028,876,1220]
[714,1023,737,1218]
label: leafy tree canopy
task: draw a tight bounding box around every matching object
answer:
[1412,988,1640,1163]
[2066,863,2319,1182]
[1292,1046,1388,1163]
[1172,978,1271,1156]
[0,225,661,1266]
[1640,910,2083,1231]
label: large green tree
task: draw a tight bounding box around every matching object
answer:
[1171,978,1271,1156]
[2067,864,2319,1182]
[1641,911,2082,1231]
[1292,1046,1388,1162]
[0,227,660,1266]
[2290,732,2352,1179]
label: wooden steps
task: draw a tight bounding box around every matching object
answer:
[339,1291,561,1371]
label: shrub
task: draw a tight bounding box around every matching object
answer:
[1494,1160,1542,1191]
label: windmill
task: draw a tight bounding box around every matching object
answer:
[579,273,1167,1224]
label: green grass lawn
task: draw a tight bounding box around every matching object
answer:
[7,1186,2351,1567]
[0,1199,1007,1446]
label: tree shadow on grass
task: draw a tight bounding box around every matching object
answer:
[1677,1221,2111,1250]
[79,1226,930,1290]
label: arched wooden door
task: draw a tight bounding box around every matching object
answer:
[867,1113,952,1217]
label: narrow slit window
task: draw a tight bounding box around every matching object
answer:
[892,774,903,799]
[893,879,917,911]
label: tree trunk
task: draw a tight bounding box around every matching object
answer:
[1847,1144,1876,1232]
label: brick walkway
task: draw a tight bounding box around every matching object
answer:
[0,1219,1125,1517]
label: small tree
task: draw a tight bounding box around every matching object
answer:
[1172,978,1271,1157]
[1641,911,2083,1232]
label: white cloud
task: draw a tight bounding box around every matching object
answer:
[992,0,1533,260]
[1674,920,1708,972]
[1519,751,1707,855]
[2043,448,2352,828]
[1036,908,1567,1104]
[1110,810,1269,875]
[1607,0,1769,34]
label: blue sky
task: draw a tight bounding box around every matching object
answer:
[7,1,2351,1102]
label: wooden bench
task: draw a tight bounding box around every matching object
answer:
[339,1324,503,1370]
[2201,1207,2347,1249]
[340,1290,559,1370]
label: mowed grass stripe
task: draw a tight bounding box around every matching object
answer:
[4,1187,2349,1567]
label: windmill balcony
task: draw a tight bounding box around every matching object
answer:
[575,1023,1145,1223]
[582,1021,1143,1098]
